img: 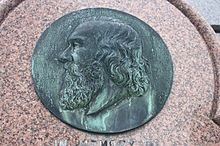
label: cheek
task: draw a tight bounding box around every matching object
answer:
[72,48,91,64]
[72,52,79,62]
[72,52,84,65]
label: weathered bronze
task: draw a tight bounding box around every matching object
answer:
[32,8,173,133]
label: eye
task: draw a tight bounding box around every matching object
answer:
[69,39,83,48]
[73,41,81,48]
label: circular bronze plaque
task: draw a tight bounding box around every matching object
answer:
[32,8,173,133]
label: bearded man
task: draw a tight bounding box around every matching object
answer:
[58,20,155,115]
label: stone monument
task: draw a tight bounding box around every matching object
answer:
[1,0,219,145]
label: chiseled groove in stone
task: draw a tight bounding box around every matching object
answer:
[168,0,220,126]
[0,0,24,25]
[1,0,218,125]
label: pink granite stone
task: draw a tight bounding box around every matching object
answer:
[169,0,220,128]
[0,0,219,145]
[0,0,24,24]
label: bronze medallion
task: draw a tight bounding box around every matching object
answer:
[32,8,173,133]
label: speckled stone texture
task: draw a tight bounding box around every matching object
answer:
[168,0,220,127]
[0,0,220,145]
[0,0,24,24]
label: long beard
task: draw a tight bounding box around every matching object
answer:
[59,62,103,110]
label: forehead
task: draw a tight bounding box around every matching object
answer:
[68,22,100,40]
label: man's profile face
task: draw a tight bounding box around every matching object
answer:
[32,8,173,133]
[60,23,98,68]
[58,23,104,110]
[58,20,150,112]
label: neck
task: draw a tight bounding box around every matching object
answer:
[86,78,129,115]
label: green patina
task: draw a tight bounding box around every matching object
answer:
[32,8,173,133]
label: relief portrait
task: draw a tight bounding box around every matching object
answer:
[32,8,173,133]
[58,20,155,116]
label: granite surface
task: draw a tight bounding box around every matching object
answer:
[185,0,220,25]
[169,0,220,129]
[0,0,24,24]
[0,0,220,145]
[184,0,220,39]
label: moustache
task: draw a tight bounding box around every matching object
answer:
[63,62,82,77]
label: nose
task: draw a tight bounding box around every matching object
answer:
[58,45,73,63]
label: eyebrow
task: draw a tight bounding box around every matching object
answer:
[69,36,85,42]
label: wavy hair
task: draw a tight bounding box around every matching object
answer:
[91,20,150,97]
